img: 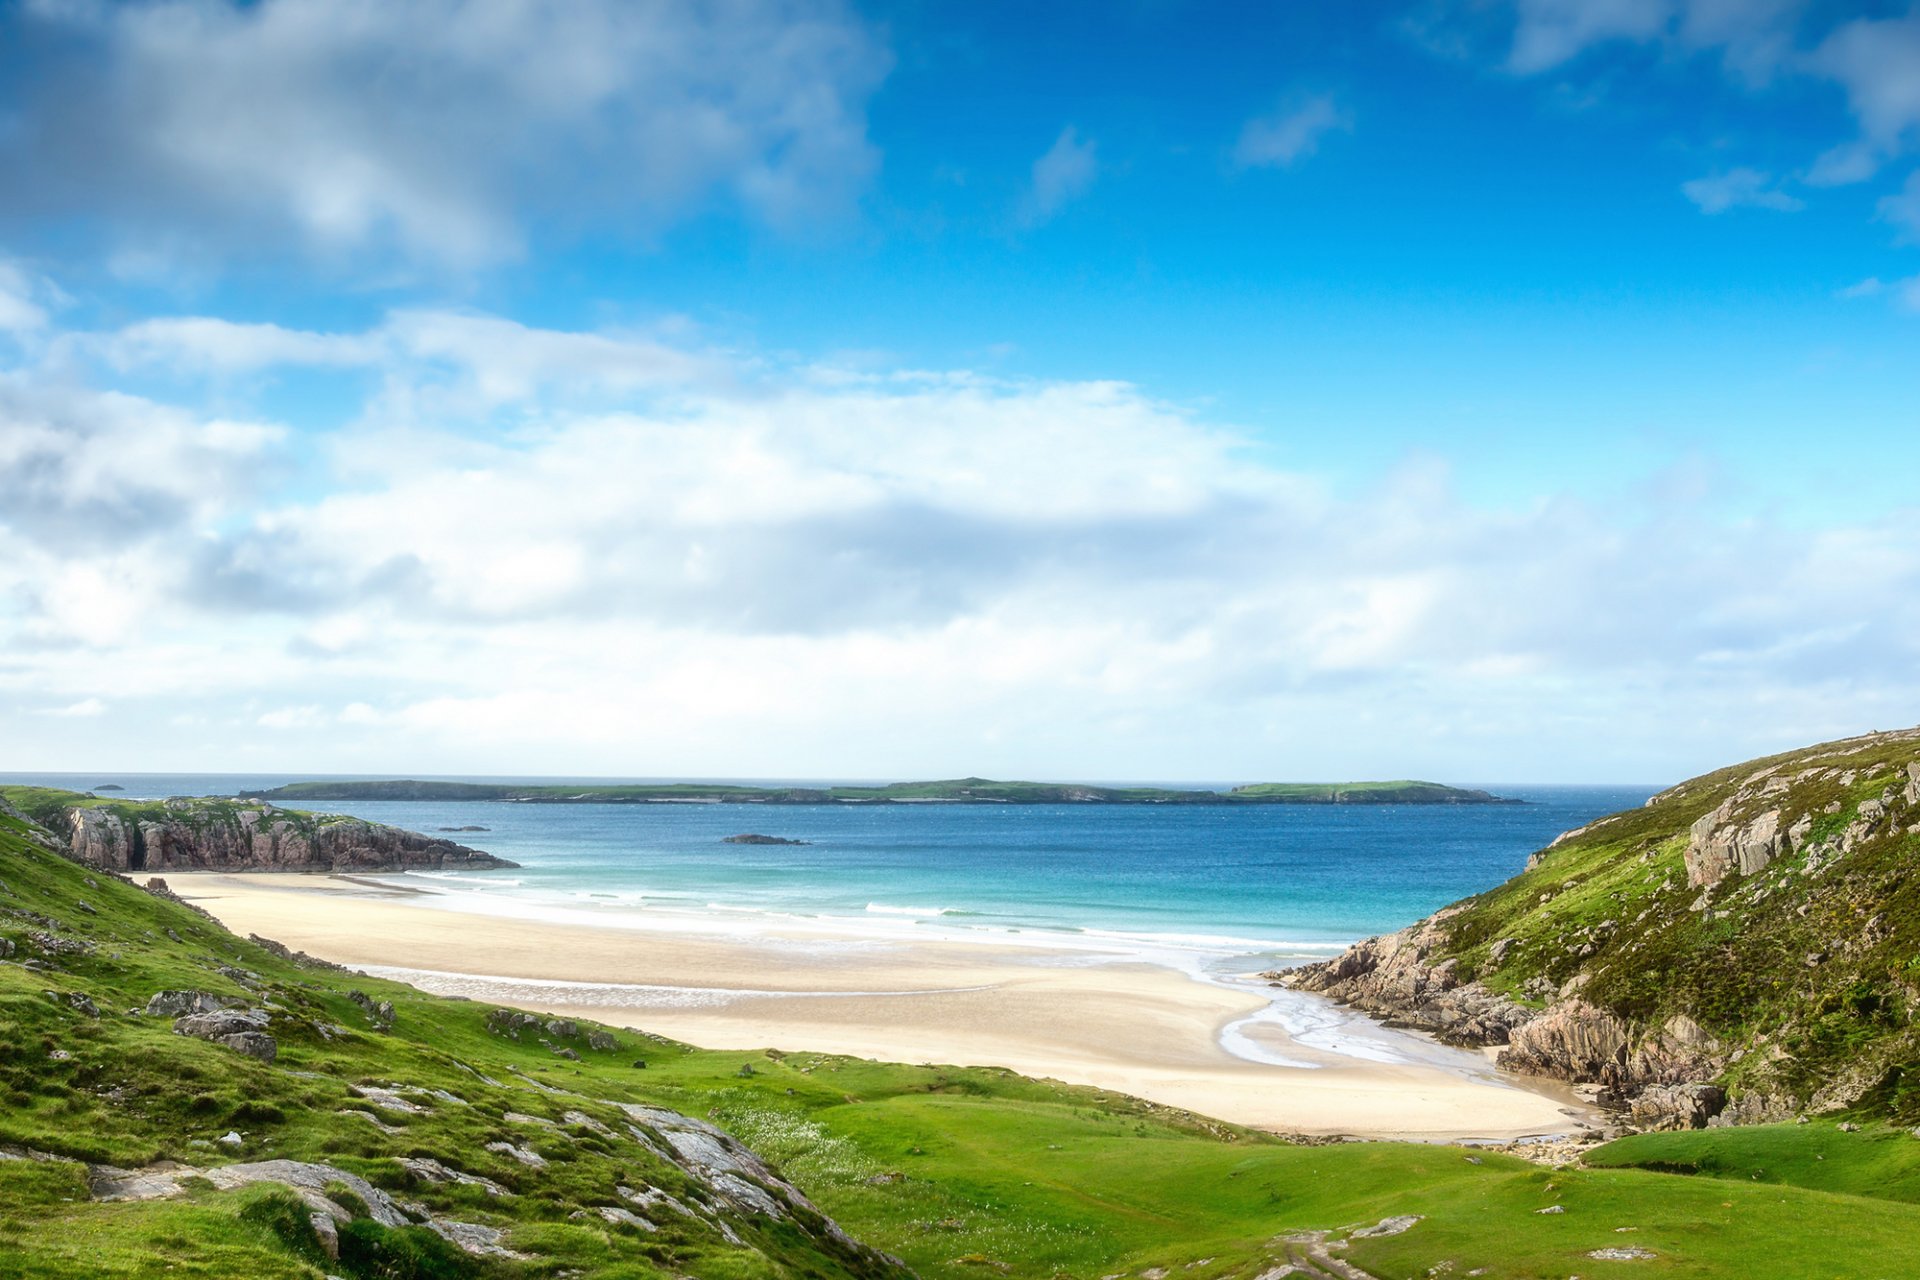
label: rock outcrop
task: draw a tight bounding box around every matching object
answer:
[172,1007,278,1061]
[1274,726,1920,1134]
[41,795,515,875]
[1272,910,1537,1047]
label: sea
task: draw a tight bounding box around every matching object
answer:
[4,771,1652,978]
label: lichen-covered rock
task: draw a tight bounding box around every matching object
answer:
[145,990,240,1018]
[1628,1082,1726,1130]
[173,1008,278,1061]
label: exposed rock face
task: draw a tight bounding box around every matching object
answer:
[52,800,515,875]
[173,1007,278,1061]
[1497,1001,1630,1082]
[1279,727,1920,1134]
[1273,910,1538,1047]
[1279,934,1732,1130]
[1630,1083,1727,1131]
[1684,801,1783,888]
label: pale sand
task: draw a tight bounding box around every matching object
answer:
[168,871,1591,1141]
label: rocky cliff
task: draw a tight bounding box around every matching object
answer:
[1273,727,1920,1132]
[0,787,516,874]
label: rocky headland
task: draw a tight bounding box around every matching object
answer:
[0,787,516,875]
[1271,727,1920,1133]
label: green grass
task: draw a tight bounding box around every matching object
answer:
[6,799,1920,1277]
[1586,1121,1920,1203]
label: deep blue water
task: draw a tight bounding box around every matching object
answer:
[3,773,1651,960]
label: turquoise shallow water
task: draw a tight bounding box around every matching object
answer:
[5,773,1651,972]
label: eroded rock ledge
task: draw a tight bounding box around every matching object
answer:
[45,797,517,875]
[1269,917,1731,1132]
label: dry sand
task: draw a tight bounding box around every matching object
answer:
[169,870,1592,1141]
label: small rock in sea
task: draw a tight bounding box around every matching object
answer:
[722,833,811,846]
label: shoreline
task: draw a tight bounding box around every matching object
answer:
[165,869,1596,1142]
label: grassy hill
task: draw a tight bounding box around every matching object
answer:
[1281,726,1920,1129]
[8,787,1920,1276]
[240,777,1513,806]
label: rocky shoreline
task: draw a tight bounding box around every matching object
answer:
[1269,738,1920,1136]
[1266,910,1733,1134]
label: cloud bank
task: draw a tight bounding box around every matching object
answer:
[4,299,1919,781]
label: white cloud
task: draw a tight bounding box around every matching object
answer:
[1878,171,1920,243]
[1806,14,1920,184]
[0,0,888,267]
[6,299,1920,780]
[1233,95,1352,170]
[0,262,51,335]
[1021,127,1099,227]
[1505,0,1673,74]
[38,698,106,718]
[1680,167,1803,213]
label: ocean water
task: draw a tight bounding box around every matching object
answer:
[4,772,1651,974]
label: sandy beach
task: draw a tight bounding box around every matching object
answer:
[168,870,1591,1141]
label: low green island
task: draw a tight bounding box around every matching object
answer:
[240,776,1517,806]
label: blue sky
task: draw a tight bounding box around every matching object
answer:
[2,0,1918,781]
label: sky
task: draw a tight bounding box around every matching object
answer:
[2,0,1919,784]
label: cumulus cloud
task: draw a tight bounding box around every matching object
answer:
[4,300,1920,779]
[1806,14,1920,185]
[1878,171,1920,243]
[0,262,51,335]
[1681,167,1803,213]
[0,0,889,267]
[0,380,282,554]
[1503,0,1674,74]
[1021,127,1099,227]
[1233,95,1351,170]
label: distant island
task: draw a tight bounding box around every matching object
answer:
[240,776,1517,805]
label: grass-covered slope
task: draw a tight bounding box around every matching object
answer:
[10,791,1920,1277]
[241,777,1512,806]
[1286,726,1920,1129]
